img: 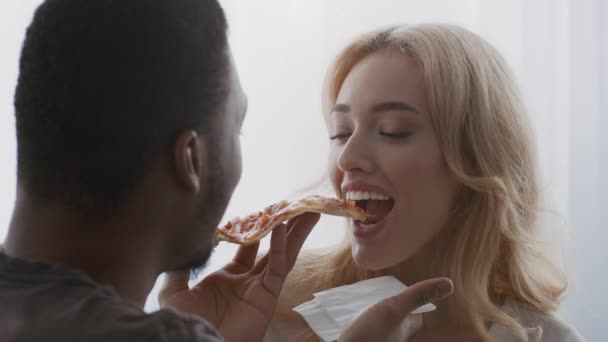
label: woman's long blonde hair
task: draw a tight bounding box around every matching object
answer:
[279,24,566,341]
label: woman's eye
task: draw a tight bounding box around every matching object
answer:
[379,131,412,139]
[329,133,351,142]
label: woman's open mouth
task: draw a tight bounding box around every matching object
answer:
[345,191,395,238]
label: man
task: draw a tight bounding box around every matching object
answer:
[0,0,452,341]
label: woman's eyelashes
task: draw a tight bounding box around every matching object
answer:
[329,132,351,143]
[329,130,412,144]
[379,131,412,139]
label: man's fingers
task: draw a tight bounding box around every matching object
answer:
[261,223,288,296]
[250,224,286,275]
[286,212,320,237]
[251,253,269,274]
[386,278,453,317]
[229,241,260,272]
[251,212,319,275]
[286,212,320,269]
[158,271,190,306]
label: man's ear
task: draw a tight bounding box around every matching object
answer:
[173,130,207,193]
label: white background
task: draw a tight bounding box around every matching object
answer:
[1,1,606,340]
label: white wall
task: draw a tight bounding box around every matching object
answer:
[562,0,607,337]
[0,1,605,340]
[0,1,40,247]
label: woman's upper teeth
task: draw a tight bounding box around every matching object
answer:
[345,191,391,201]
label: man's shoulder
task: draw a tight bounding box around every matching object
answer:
[2,285,222,342]
[146,308,223,342]
[58,296,223,342]
[0,253,221,342]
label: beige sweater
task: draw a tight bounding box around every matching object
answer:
[487,299,585,342]
[265,299,585,342]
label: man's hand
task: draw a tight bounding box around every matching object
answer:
[338,278,454,342]
[159,212,320,342]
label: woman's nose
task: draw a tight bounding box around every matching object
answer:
[336,132,375,174]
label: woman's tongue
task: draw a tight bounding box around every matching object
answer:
[359,199,394,224]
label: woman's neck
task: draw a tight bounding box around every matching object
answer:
[381,234,483,335]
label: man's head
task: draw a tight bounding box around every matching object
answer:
[14,0,246,270]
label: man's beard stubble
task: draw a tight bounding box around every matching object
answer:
[173,147,232,280]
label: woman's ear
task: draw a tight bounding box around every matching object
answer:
[173,130,207,193]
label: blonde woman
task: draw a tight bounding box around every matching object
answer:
[266,24,584,341]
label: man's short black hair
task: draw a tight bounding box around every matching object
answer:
[14,0,229,216]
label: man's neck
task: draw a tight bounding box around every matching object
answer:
[3,193,163,308]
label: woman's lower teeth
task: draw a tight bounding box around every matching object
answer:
[360,221,376,230]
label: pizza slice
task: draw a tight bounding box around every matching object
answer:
[215,195,367,245]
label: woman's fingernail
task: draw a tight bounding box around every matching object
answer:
[434,281,453,298]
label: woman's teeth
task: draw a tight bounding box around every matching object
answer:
[344,191,395,226]
[345,191,391,201]
[358,223,376,231]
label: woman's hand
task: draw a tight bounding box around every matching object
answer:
[338,278,454,342]
[158,213,320,342]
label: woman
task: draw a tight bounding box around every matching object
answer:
[266,24,583,341]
